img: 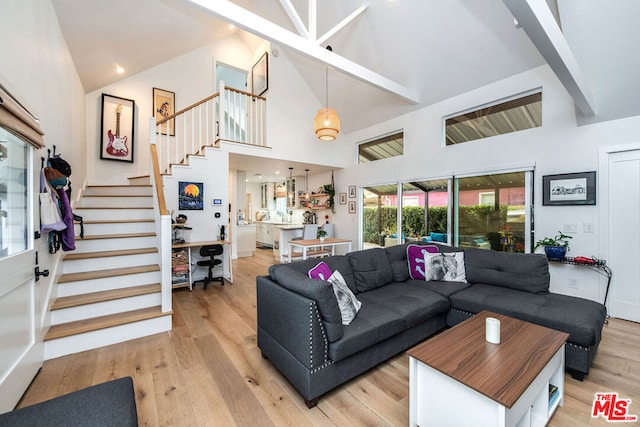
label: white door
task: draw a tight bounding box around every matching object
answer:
[0,129,41,413]
[608,149,640,322]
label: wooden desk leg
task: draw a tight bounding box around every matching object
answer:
[226,243,233,284]
[303,246,307,260]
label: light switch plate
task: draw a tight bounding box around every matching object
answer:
[564,224,577,233]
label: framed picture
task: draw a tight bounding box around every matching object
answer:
[348,185,356,198]
[153,87,175,136]
[348,201,356,214]
[543,171,596,206]
[339,192,347,205]
[179,181,204,210]
[251,52,269,96]
[100,94,135,163]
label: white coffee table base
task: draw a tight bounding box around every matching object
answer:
[409,346,564,427]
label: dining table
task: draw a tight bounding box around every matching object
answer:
[286,237,352,262]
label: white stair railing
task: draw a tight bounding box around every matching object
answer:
[154,81,267,174]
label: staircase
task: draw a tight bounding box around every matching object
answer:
[43,184,172,360]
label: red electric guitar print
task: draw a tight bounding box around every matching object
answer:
[106,104,129,157]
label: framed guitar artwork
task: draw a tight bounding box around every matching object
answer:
[100,93,135,163]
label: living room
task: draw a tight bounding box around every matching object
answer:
[1,0,639,425]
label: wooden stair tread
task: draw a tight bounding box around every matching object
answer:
[77,232,156,240]
[74,206,153,210]
[75,219,154,224]
[64,247,158,260]
[82,194,152,198]
[52,284,161,310]
[88,184,151,188]
[58,264,160,283]
[44,306,171,340]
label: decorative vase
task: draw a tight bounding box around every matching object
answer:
[319,236,325,242]
[544,246,567,260]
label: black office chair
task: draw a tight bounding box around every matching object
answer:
[193,244,224,289]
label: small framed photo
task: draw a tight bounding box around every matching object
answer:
[543,171,596,206]
[339,192,347,205]
[100,93,135,163]
[348,201,356,214]
[251,52,269,96]
[348,185,356,198]
[153,87,175,136]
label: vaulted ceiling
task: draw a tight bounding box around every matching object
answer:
[50,0,640,177]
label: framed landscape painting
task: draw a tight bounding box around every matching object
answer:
[543,171,596,206]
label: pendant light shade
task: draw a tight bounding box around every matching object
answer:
[314,108,340,141]
[314,66,340,141]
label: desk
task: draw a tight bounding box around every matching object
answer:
[171,240,233,290]
[287,238,352,262]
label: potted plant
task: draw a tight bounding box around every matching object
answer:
[378,230,387,247]
[534,231,572,259]
[317,229,328,242]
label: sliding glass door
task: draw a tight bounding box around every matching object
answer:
[454,171,531,252]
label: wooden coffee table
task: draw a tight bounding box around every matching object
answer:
[407,311,569,427]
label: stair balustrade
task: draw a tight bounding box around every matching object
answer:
[153,81,267,174]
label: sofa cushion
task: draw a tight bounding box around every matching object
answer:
[327,270,362,325]
[308,261,332,281]
[270,264,344,342]
[405,278,471,298]
[407,244,439,279]
[270,255,357,294]
[347,248,394,292]
[449,283,606,347]
[424,251,467,282]
[328,283,449,361]
[464,247,550,294]
[385,244,410,282]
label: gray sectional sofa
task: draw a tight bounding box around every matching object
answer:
[256,242,607,408]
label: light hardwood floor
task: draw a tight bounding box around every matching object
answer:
[18,248,640,426]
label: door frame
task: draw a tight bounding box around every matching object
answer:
[598,142,640,314]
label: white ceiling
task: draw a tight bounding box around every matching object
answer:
[50,0,640,181]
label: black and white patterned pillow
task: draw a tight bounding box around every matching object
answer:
[327,270,362,325]
[424,252,467,282]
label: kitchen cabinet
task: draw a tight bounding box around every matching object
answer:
[237,225,256,257]
[256,223,274,247]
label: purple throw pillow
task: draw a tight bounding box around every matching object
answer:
[308,261,333,281]
[407,244,439,279]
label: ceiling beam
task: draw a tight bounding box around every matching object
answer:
[187,0,419,104]
[316,4,369,46]
[278,0,308,39]
[502,0,595,116]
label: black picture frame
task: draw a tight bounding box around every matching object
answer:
[251,52,269,96]
[542,171,596,206]
[339,192,347,205]
[153,87,175,136]
[100,93,135,163]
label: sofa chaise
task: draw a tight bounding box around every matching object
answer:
[256,242,607,407]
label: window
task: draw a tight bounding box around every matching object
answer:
[401,179,450,244]
[445,91,542,145]
[358,131,403,164]
[361,184,399,247]
[454,171,531,252]
[0,129,29,258]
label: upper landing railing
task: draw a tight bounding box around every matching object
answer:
[153,81,267,173]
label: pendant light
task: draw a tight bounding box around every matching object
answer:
[304,169,310,200]
[288,167,294,205]
[314,64,340,141]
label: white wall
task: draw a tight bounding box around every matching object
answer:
[0,0,86,329]
[331,65,640,302]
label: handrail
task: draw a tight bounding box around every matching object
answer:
[150,143,168,215]
[157,92,219,126]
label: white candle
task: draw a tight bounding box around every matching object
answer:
[486,317,501,344]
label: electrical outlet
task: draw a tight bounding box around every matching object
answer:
[564,224,577,233]
[584,222,594,233]
[569,278,578,289]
